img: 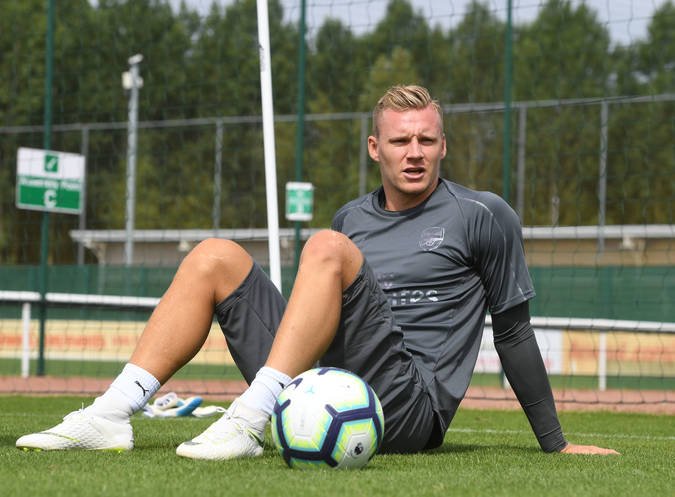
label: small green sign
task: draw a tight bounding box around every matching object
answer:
[16,147,85,214]
[286,182,314,221]
[44,153,59,173]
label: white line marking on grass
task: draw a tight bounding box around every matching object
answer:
[450,428,675,442]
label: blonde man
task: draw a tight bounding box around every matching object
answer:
[18,85,617,457]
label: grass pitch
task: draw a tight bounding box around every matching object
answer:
[1,395,672,497]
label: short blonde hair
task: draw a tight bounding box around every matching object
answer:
[372,85,443,136]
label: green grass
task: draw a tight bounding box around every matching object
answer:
[1,396,673,497]
[2,358,672,390]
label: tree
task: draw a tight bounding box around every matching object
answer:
[307,19,368,112]
[637,1,675,94]
[0,0,671,265]
[604,2,674,224]
[515,0,612,225]
[367,0,432,74]
[97,0,301,231]
[441,2,505,193]
[516,0,611,100]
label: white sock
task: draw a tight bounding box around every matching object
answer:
[87,363,160,421]
[238,366,292,416]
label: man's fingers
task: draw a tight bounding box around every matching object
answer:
[561,443,620,455]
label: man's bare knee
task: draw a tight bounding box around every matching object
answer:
[178,238,253,299]
[300,230,362,287]
[301,230,352,262]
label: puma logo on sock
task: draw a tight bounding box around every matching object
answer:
[134,380,149,397]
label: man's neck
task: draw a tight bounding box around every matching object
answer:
[380,180,440,212]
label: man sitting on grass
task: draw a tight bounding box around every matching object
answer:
[17,85,618,458]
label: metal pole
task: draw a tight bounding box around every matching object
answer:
[500,0,514,389]
[598,332,607,391]
[124,54,143,267]
[37,0,55,376]
[21,303,31,378]
[213,119,224,232]
[77,126,89,265]
[598,100,609,253]
[502,0,513,204]
[293,0,307,276]
[359,114,368,196]
[516,105,526,221]
[256,0,282,290]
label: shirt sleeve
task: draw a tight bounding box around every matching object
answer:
[470,192,535,314]
[492,302,568,452]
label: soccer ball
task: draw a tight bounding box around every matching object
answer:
[271,367,384,469]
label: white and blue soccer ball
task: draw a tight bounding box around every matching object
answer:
[271,367,384,469]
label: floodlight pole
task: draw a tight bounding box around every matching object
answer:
[123,54,143,267]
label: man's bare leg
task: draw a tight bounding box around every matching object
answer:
[84,238,254,417]
[265,230,363,376]
[16,239,254,452]
[129,238,254,383]
[235,229,363,412]
[176,230,364,460]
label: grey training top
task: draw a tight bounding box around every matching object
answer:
[332,178,536,428]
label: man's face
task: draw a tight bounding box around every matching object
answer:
[368,105,446,211]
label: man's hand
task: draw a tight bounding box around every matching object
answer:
[560,443,620,455]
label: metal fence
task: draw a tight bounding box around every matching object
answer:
[3,93,674,262]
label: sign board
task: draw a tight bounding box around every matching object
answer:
[285,181,314,221]
[16,147,85,214]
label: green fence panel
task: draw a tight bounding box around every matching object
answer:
[1,265,673,322]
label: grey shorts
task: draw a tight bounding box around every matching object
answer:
[215,262,443,453]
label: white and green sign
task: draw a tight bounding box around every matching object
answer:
[16,147,85,214]
[285,181,314,221]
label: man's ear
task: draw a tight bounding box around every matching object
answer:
[368,135,379,162]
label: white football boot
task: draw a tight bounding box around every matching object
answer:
[176,399,267,460]
[16,409,133,452]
